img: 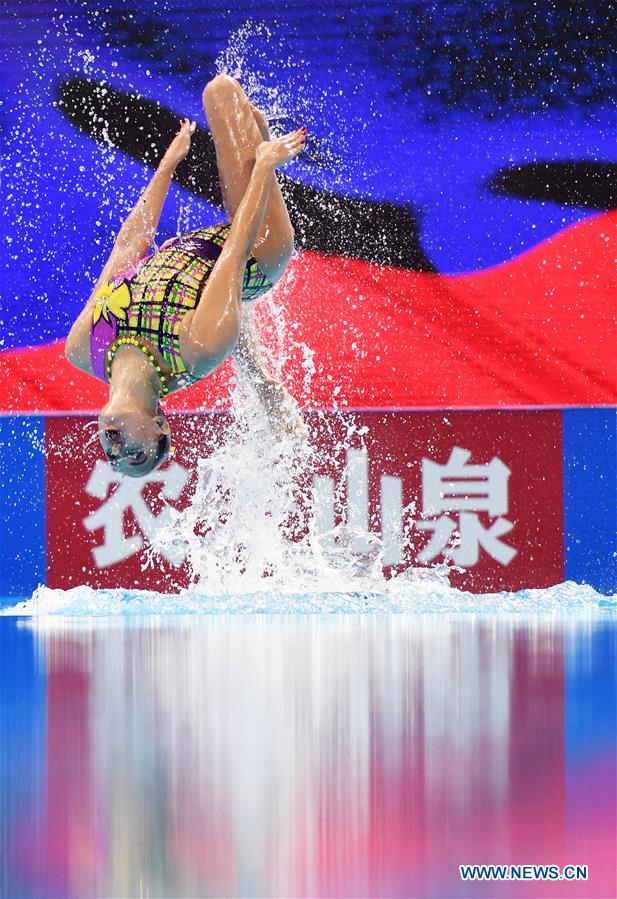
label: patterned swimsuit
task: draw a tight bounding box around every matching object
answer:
[89,222,274,389]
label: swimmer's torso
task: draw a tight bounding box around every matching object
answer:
[89,222,273,390]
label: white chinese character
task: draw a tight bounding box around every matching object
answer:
[83,461,189,568]
[422,446,510,517]
[312,448,405,565]
[416,447,517,567]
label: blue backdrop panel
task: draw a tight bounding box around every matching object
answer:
[563,408,616,595]
[0,416,46,599]
[0,619,48,896]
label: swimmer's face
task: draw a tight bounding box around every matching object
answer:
[98,409,171,478]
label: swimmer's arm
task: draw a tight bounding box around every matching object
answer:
[64,152,186,375]
[112,155,177,264]
[105,119,195,270]
[65,121,196,373]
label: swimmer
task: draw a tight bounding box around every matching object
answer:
[66,74,306,478]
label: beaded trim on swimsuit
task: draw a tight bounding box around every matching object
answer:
[105,336,172,395]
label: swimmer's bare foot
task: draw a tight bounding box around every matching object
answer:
[250,103,271,141]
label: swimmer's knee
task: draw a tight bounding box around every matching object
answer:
[255,231,294,284]
[275,235,294,277]
[202,74,241,111]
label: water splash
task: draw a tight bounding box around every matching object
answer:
[214,19,346,178]
[3,581,612,617]
[147,363,424,597]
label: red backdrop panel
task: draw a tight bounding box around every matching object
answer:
[46,410,563,594]
[4,211,616,414]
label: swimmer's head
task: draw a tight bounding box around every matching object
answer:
[98,408,171,478]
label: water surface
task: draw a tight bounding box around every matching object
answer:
[1,607,615,898]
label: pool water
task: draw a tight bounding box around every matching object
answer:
[1,600,615,898]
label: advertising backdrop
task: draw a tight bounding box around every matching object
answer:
[1,408,614,598]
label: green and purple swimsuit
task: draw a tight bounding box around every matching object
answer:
[90,222,273,389]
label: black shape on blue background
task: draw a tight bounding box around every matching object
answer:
[58,78,436,272]
[488,162,617,209]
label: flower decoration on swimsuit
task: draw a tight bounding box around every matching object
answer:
[93,282,131,325]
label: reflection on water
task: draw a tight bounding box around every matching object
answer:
[1,614,615,898]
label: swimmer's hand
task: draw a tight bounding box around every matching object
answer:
[255,128,307,170]
[162,118,197,169]
[256,379,309,441]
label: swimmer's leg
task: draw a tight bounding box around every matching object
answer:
[202,74,294,283]
[250,103,271,141]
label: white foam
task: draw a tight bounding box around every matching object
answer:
[2,580,612,618]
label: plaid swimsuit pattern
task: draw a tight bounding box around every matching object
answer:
[89,222,274,389]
